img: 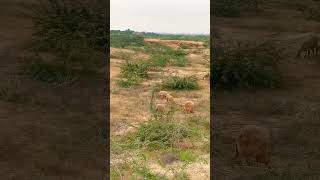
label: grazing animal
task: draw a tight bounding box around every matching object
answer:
[297,35,319,58]
[166,94,175,102]
[233,125,271,168]
[155,104,166,112]
[159,90,175,102]
[183,101,195,113]
[159,91,169,100]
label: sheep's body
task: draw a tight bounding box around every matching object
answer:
[159,90,175,102]
[297,35,319,58]
[234,125,271,168]
[155,104,166,112]
[184,101,194,113]
[166,94,174,102]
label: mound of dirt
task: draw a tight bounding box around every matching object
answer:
[144,38,204,49]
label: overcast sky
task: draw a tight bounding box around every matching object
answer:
[110,0,209,34]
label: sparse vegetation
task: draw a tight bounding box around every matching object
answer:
[213,1,320,179]
[25,0,106,82]
[149,54,171,68]
[20,59,80,87]
[30,0,107,51]
[111,30,209,179]
[0,77,27,103]
[117,60,149,88]
[132,118,191,149]
[110,51,134,60]
[212,0,241,17]
[146,44,189,68]
[143,32,209,43]
[179,150,198,163]
[172,172,191,180]
[111,30,145,48]
[212,0,262,17]
[212,41,283,89]
[132,158,168,180]
[162,75,199,90]
[1,0,106,179]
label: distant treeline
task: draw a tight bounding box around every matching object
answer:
[110,29,209,48]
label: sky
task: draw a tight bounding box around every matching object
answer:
[110,0,210,34]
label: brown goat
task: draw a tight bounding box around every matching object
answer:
[297,35,319,58]
[155,104,166,112]
[233,125,271,168]
[166,94,175,103]
[159,90,175,102]
[159,91,169,100]
[183,101,195,113]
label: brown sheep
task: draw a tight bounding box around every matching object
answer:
[183,101,195,113]
[159,90,175,102]
[159,91,169,100]
[233,125,271,168]
[155,104,166,112]
[297,35,319,58]
[166,94,175,103]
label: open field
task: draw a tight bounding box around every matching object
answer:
[110,31,210,179]
[213,0,320,179]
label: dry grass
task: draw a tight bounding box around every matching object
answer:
[110,36,210,179]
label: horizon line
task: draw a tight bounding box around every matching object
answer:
[110,29,210,36]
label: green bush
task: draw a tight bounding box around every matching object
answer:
[110,51,133,60]
[212,41,283,89]
[20,60,80,87]
[149,54,170,68]
[147,45,189,68]
[179,150,198,163]
[162,75,199,90]
[110,30,145,48]
[30,0,107,51]
[212,0,241,17]
[117,76,141,88]
[118,61,149,88]
[133,119,191,149]
[170,56,189,67]
[120,61,149,79]
[28,0,106,75]
[212,0,262,17]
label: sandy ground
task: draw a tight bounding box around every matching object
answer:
[110,39,210,179]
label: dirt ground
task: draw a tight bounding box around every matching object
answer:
[110,39,210,179]
[213,4,320,180]
[0,1,105,179]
